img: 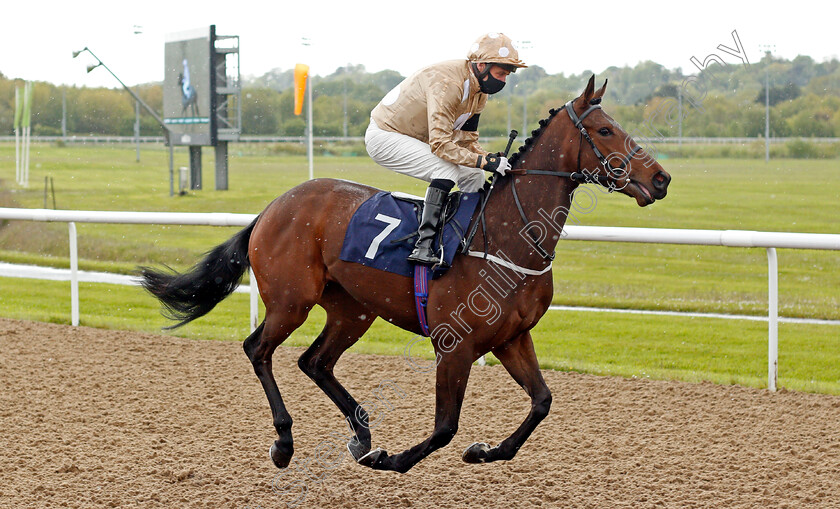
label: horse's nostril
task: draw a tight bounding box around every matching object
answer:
[652,171,670,189]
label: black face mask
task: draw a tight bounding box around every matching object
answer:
[479,73,506,94]
[472,62,506,95]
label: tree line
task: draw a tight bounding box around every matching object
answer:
[1,54,838,139]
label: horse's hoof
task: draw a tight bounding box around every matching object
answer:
[357,447,388,469]
[347,436,370,461]
[462,442,492,464]
[270,441,293,469]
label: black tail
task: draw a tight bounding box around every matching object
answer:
[139,217,258,329]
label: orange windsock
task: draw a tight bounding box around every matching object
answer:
[294,63,310,116]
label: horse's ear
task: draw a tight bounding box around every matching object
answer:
[581,75,596,105]
[594,79,608,100]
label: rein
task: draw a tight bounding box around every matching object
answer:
[464,100,642,266]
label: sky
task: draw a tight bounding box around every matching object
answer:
[3,0,837,89]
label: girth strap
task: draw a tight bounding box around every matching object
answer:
[413,265,431,337]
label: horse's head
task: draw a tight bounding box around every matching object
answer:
[568,75,671,206]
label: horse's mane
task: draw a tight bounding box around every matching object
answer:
[508,104,568,167]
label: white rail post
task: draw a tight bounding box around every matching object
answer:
[767,247,778,391]
[249,268,259,332]
[69,222,79,326]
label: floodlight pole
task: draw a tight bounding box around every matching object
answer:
[759,44,775,163]
[678,86,683,146]
[765,72,770,162]
[135,101,141,162]
[515,40,533,141]
[78,47,165,127]
[342,72,348,138]
[74,47,176,195]
[522,90,527,138]
[61,88,67,141]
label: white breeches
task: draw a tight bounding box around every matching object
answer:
[365,120,487,193]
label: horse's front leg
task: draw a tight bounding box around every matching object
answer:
[357,351,473,473]
[462,330,552,464]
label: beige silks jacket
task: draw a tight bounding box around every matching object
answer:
[370,60,489,168]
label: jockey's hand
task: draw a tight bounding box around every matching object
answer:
[481,153,511,176]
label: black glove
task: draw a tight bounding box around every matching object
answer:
[480,153,511,176]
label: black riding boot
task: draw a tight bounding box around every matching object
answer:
[407,180,452,266]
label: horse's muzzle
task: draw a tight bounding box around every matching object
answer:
[651,170,671,198]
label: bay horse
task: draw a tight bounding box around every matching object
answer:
[140,76,671,473]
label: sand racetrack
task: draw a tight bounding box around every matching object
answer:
[2,317,840,508]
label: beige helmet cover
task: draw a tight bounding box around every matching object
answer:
[467,33,528,69]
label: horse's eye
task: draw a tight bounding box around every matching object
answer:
[598,127,612,136]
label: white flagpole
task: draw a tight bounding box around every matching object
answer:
[23,82,32,187]
[15,129,20,185]
[14,87,20,185]
[23,124,30,187]
[307,75,313,181]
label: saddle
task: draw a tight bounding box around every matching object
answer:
[338,190,481,280]
[390,191,466,228]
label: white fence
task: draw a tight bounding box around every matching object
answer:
[1,207,839,392]
[2,136,838,145]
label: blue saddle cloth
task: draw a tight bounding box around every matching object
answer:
[339,191,480,279]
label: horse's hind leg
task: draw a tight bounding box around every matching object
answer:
[297,283,376,460]
[243,303,314,469]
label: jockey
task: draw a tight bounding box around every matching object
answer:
[365,33,528,266]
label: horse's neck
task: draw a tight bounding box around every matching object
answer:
[481,129,579,265]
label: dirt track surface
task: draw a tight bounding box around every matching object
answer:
[2,318,840,508]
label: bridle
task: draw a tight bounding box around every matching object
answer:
[510,100,642,189]
[465,98,643,262]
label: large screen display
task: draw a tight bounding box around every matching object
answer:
[163,26,215,145]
